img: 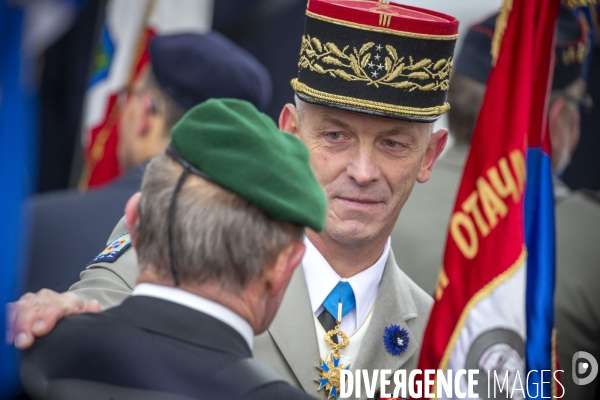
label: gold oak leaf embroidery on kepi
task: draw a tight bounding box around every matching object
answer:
[298,35,453,92]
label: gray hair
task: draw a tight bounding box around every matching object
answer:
[135,154,304,289]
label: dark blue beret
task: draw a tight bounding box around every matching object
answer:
[149,32,272,112]
[455,5,588,90]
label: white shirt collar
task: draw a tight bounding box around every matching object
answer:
[132,283,254,350]
[302,236,390,330]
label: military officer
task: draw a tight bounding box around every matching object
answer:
[9,1,459,398]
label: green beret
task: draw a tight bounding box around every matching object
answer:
[169,98,327,232]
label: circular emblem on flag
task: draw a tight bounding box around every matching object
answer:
[465,328,525,400]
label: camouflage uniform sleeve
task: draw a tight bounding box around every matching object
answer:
[68,217,138,309]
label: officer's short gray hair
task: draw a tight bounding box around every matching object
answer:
[135,154,304,289]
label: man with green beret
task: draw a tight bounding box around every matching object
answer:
[20,99,324,400]
[11,1,459,398]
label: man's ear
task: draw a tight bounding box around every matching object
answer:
[266,240,305,297]
[125,192,142,248]
[279,104,299,136]
[417,128,448,183]
[137,94,155,138]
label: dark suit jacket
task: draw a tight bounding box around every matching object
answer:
[20,296,314,400]
[24,165,145,294]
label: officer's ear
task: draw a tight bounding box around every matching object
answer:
[417,127,448,184]
[265,240,305,297]
[279,104,300,136]
[125,192,142,248]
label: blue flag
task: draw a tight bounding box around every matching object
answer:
[0,3,38,395]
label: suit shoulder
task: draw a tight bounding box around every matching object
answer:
[26,312,122,357]
[24,310,156,371]
[22,313,119,386]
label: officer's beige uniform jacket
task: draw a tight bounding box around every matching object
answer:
[70,220,433,399]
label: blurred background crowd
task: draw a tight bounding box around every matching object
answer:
[1,0,599,398]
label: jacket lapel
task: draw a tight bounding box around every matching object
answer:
[267,251,424,397]
[267,265,321,393]
[352,249,420,396]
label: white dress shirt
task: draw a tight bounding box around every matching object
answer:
[302,236,390,337]
[132,283,254,350]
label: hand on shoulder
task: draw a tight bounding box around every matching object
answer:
[6,289,102,349]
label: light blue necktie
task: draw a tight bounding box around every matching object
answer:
[320,281,356,329]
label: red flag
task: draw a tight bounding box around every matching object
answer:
[416,0,560,398]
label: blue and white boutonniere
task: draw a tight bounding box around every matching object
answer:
[383,325,409,356]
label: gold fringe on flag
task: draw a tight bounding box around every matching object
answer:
[563,0,597,9]
[491,0,514,66]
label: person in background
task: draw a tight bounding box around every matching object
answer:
[24,32,271,295]
[391,6,600,398]
[20,99,322,400]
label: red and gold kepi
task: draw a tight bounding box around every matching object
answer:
[292,0,459,122]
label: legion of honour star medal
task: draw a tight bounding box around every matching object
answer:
[316,303,350,399]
